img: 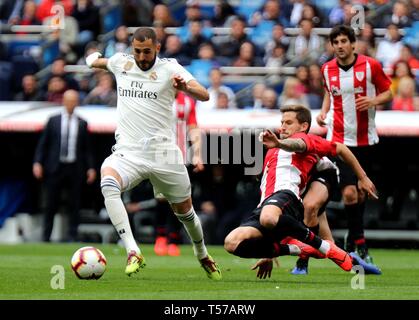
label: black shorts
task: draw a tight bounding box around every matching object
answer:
[333,145,376,188]
[303,168,339,215]
[240,190,304,242]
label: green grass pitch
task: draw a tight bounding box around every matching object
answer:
[1,243,419,300]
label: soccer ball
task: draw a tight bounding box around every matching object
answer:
[71,246,107,280]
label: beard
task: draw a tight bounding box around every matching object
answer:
[135,54,157,71]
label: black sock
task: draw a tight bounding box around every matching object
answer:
[346,203,365,242]
[309,224,320,235]
[234,238,290,258]
[275,214,323,249]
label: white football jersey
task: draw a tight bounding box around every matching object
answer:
[107,53,195,153]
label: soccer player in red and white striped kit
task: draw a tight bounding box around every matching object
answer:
[317,25,393,265]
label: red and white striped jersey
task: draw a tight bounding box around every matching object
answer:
[173,91,197,161]
[259,132,337,206]
[322,54,391,146]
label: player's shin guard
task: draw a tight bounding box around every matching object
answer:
[175,208,208,260]
[233,238,291,258]
[101,176,140,254]
[274,214,323,250]
[346,203,367,253]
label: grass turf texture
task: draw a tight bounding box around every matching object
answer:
[1,244,419,300]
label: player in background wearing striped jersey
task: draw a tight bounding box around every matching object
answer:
[224,105,380,274]
[318,25,392,266]
[153,91,204,257]
[85,27,221,280]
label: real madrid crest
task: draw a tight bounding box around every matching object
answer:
[150,71,158,80]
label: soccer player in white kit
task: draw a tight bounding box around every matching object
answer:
[85,27,221,280]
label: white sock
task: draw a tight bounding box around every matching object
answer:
[318,240,331,255]
[101,176,140,255]
[288,244,302,256]
[174,208,208,260]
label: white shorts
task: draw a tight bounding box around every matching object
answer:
[101,145,191,204]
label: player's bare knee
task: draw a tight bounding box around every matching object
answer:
[342,186,358,204]
[303,199,320,218]
[172,198,192,214]
[101,176,121,199]
[224,231,243,253]
[259,214,277,230]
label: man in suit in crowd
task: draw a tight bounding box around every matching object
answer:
[33,89,97,242]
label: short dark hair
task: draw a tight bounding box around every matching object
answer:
[280,105,312,133]
[133,27,157,44]
[329,25,356,44]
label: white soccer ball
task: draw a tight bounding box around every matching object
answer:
[71,246,107,280]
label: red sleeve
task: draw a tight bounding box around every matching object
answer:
[186,97,197,126]
[321,64,330,93]
[292,132,337,157]
[370,57,392,93]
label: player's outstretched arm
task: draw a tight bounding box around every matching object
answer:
[172,76,209,101]
[86,52,109,70]
[260,130,306,152]
[336,142,378,199]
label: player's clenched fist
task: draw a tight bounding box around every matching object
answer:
[172,74,187,91]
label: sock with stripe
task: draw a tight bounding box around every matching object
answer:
[101,176,140,255]
[175,208,208,260]
[275,214,324,251]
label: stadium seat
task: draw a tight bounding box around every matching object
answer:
[101,5,122,34]
[237,0,265,22]
[0,61,13,101]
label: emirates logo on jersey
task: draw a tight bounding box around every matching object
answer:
[150,71,158,81]
[355,71,365,81]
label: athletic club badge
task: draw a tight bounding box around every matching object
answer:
[355,71,365,81]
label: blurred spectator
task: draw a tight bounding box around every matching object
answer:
[104,25,131,58]
[184,0,210,26]
[152,3,178,27]
[33,90,96,242]
[121,0,154,27]
[264,23,290,62]
[46,76,67,104]
[329,0,346,26]
[211,0,236,27]
[197,68,236,110]
[236,82,266,109]
[318,40,335,65]
[287,18,324,66]
[215,91,230,109]
[42,15,79,63]
[40,57,79,91]
[14,74,44,101]
[1,0,24,24]
[399,44,419,71]
[14,0,41,34]
[278,76,309,108]
[250,0,289,27]
[295,65,310,93]
[160,34,191,66]
[214,16,251,59]
[358,22,376,51]
[391,76,419,111]
[231,41,263,67]
[71,0,100,52]
[390,60,415,95]
[381,0,412,28]
[187,42,221,87]
[412,0,419,22]
[300,3,323,28]
[153,20,168,53]
[308,63,324,98]
[289,0,305,27]
[82,72,117,107]
[36,0,73,22]
[265,43,288,70]
[356,39,375,57]
[375,23,403,69]
[181,20,209,60]
[260,87,279,110]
